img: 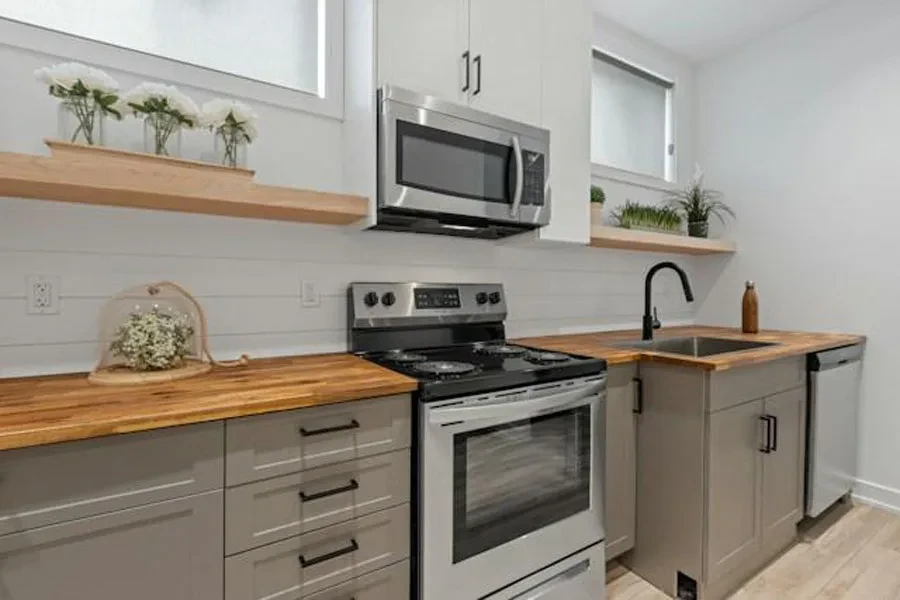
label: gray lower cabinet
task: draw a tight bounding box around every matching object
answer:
[225,504,410,600]
[604,364,637,561]
[626,358,807,600]
[304,561,409,600]
[0,490,224,600]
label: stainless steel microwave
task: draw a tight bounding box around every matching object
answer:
[375,85,551,239]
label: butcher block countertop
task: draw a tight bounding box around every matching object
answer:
[516,325,865,371]
[0,354,416,452]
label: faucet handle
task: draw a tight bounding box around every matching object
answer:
[652,306,662,330]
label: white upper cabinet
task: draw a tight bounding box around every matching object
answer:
[537,0,592,244]
[467,0,543,126]
[376,0,469,103]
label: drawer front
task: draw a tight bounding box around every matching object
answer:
[0,422,224,536]
[225,504,410,600]
[708,358,805,413]
[0,490,224,600]
[226,449,410,554]
[226,395,411,486]
[304,561,409,600]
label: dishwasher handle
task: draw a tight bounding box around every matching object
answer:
[809,344,864,371]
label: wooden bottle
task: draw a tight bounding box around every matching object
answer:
[742,281,759,334]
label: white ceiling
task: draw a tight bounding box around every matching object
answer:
[592,0,837,61]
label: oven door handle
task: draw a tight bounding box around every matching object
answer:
[509,134,524,217]
[428,383,602,425]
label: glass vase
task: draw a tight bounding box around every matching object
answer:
[214,126,248,168]
[143,113,183,157]
[58,98,105,146]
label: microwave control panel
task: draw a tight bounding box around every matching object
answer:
[521,151,546,206]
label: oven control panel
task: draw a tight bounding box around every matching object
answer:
[349,282,506,329]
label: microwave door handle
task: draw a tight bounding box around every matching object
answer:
[428,383,601,425]
[510,135,524,217]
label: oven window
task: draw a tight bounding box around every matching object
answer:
[452,406,591,563]
[396,120,512,203]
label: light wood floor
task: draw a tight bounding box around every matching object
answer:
[607,502,900,599]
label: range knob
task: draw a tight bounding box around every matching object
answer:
[475,292,489,305]
[488,292,502,305]
[381,292,396,307]
[363,291,379,307]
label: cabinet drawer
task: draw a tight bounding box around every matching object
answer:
[226,449,410,554]
[0,422,224,536]
[0,490,223,600]
[304,560,409,600]
[226,395,411,485]
[708,358,805,413]
[225,504,410,600]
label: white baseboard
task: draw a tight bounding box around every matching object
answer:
[853,479,900,516]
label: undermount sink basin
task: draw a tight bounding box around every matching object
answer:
[614,336,777,358]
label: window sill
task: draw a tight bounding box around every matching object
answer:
[590,163,678,193]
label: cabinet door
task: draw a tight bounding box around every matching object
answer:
[762,387,806,543]
[468,0,543,125]
[605,366,637,560]
[377,0,469,103]
[706,400,764,582]
[0,491,223,600]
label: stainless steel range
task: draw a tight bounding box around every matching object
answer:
[349,282,607,600]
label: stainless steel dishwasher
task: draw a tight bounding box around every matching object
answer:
[806,344,864,517]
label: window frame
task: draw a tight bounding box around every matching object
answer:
[590,47,676,188]
[0,0,344,120]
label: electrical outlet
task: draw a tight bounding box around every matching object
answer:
[301,280,320,308]
[26,275,60,315]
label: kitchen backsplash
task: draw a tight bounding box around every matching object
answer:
[0,198,702,377]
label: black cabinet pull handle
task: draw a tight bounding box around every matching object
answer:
[770,415,778,452]
[473,55,482,95]
[632,377,643,414]
[299,539,359,568]
[462,50,471,92]
[759,416,772,453]
[299,419,360,437]
[300,479,359,503]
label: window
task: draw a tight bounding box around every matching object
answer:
[591,49,674,181]
[0,0,342,116]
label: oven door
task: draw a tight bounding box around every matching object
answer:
[379,91,550,227]
[420,378,605,600]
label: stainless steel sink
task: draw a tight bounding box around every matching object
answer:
[614,336,777,357]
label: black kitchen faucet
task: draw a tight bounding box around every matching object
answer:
[643,262,695,340]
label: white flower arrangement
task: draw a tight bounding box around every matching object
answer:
[118,82,200,155]
[201,98,259,167]
[34,62,121,144]
[109,307,195,371]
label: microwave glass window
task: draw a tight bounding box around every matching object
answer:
[451,406,591,563]
[397,120,512,204]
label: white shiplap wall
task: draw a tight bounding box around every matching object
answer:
[0,198,701,378]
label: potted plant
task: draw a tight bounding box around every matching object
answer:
[34,62,122,145]
[665,165,735,238]
[118,83,200,157]
[590,185,606,223]
[200,99,259,168]
[610,201,683,234]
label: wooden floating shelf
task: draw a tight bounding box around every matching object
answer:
[0,140,368,225]
[589,224,737,255]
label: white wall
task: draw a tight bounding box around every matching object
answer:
[591,12,695,223]
[0,18,705,378]
[695,0,898,510]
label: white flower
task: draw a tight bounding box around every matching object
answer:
[34,62,119,94]
[118,82,200,126]
[201,98,259,142]
[692,163,705,187]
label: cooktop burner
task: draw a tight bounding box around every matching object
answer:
[385,351,428,363]
[474,344,528,357]
[413,361,478,377]
[524,351,571,365]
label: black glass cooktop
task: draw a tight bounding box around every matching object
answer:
[361,343,606,401]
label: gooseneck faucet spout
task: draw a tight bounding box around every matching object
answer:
[643,261,694,341]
